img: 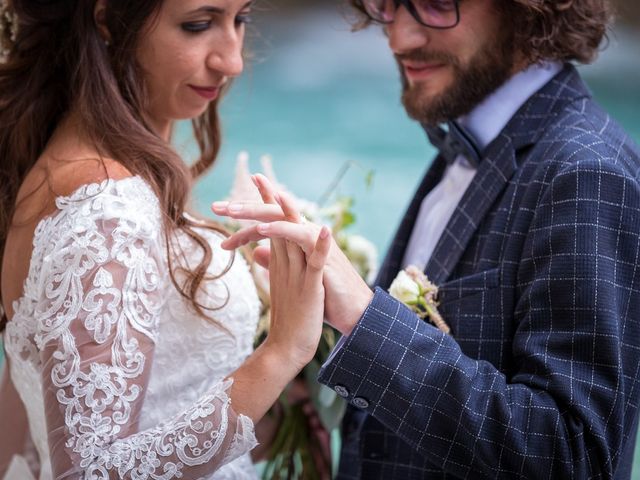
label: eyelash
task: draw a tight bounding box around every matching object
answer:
[181,13,252,33]
[235,13,252,26]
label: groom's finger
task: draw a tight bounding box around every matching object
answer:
[256,222,321,255]
[221,221,322,251]
[221,225,265,250]
[212,202,285,222]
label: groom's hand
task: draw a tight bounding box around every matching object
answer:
[212,174,373,336]
[251,227,373,336]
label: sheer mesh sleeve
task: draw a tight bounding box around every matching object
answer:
[32,182,257,479]
[0,358,33,479]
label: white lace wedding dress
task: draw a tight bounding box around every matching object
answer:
[1,176,261,479]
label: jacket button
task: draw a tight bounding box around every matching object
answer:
[334,385,350,398]
[352,396,370,409]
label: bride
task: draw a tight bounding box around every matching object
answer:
[0,0,331,478]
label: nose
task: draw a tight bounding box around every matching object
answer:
[387,5,430,55]
[207,27,244,78]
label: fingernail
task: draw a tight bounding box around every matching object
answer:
[228,203,243,213]
[320,226,330,239]
[257,224,269,234]
[212,201,228,211]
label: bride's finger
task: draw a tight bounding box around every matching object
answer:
[285,238,305,274]
[306,226,331,280]
[253,245,270,269]
[275,190,303,223]
[253,174,278,204]
[271,237,289,273]
[212,201,285,222]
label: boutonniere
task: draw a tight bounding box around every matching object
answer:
[389,265,450,334]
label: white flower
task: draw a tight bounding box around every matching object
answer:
[389,270,420,305]
[389,266,450,334]
[341,234,379,284]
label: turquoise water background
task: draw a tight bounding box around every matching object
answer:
[182,11,640,477]
[2,6,640,476]
[190,10,640,256]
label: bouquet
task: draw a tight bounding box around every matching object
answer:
[223,152,378,479]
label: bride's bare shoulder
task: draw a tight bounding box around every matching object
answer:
[15,146,133,224]
[44,154,133,198]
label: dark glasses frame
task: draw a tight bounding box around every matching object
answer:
[360,0,461,30]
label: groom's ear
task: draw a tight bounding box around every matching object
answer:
[93,0,111,45]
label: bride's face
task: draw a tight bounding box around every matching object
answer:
[136,0,251,137]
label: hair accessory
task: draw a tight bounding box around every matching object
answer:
[0,0,18,63]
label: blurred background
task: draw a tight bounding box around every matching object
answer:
[191,1,640,475]
[192,0,640,258]
[2,0,640,476]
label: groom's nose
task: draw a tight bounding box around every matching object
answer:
[387,4,432,55]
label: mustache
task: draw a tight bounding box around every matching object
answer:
[395,50,458,66]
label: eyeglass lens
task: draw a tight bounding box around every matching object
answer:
[363,0,459,28]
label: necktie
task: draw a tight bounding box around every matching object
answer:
[422,121,482,168]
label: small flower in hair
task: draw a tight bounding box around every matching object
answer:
[0,0,18,63]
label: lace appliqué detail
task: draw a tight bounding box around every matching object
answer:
[5,177,257,479]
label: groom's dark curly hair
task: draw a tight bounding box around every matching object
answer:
[347,0,613,65]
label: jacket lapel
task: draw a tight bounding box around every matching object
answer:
[424,64,591,284]
[424,136,517,284]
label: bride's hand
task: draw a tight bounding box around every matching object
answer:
[212,175,373,336]
[253,178,332,369]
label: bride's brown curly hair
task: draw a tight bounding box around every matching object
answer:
[347,0,613,64]
[0,0,237,331]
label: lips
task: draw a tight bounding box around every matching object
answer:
[402,62,446,81]
[189,85,222,100]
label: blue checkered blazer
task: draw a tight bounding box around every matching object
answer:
[318,64,640,479]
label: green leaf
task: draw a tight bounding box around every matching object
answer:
[365,170,375,189]
[342,211,355,230]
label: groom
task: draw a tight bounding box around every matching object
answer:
[219,0,640,477]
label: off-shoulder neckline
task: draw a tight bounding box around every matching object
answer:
[7,175,159,324]
[53,175,150,204]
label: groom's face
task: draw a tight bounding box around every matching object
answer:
[387,0,518,126]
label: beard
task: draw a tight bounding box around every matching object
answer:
[397,29,516,127]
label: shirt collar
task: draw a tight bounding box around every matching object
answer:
[459,61,563,151]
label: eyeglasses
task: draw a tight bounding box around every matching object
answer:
[360,0,460,29]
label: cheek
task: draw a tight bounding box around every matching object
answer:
[144,52,201,108]
[139,32,199,93]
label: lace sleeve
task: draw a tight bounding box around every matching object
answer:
[0,358,32,479]
[34,183,257,479]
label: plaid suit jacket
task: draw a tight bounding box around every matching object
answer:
[318,64,640,479]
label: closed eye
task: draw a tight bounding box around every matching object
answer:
[182,21,211,33]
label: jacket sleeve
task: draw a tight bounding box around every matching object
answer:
[318,158,640,478]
